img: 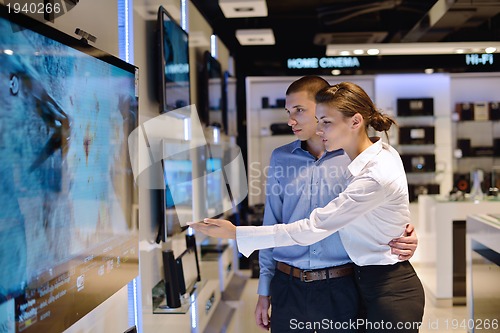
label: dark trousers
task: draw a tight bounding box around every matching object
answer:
[354,261,425,333]
[270,269,360,333]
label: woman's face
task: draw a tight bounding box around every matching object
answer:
[315,103,351,152]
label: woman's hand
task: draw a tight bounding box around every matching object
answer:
[189,218,237,239]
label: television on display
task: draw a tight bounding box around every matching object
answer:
[206,158,224,217]
[0,5,138,333]
[200,51,225,129]
[157,5,190,114]
[162,159,192,237]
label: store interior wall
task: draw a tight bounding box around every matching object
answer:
[22,0,233,332]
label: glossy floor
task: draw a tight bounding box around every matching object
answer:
[233,268,471,333]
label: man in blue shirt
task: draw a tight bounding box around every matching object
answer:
[254,76,417,332]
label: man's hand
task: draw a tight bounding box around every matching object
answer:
[188,219,237,239]
[389,223,418,260]
[255,295,271,331]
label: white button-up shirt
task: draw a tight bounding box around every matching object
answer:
[237,138,410,266]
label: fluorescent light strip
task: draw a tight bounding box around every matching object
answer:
[326,42,500,56]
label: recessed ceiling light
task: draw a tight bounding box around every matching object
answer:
[454,49,465,54]
[424,68,434,74]
[331,69,341,75]
[236,29,275,45]
[353,49,364,55]
[219,0,268,18]
[339,50,350,56]
[485,47,497,54]
[366,48,380,55]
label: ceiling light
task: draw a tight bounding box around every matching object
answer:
[236,29,275,45]
[326,42,500,56]
[339,50,350,56]
[353,49,364,55]
[424,68,434,74]
[4,49,14,55]
[219,0,268,18]
[331,69,341,75]
[366,48,380,55]
[454,49,465,54]
[485,47,497,54]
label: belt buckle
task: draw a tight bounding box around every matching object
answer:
[301,270,313,283]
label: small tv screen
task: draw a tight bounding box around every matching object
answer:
[158,5,190,114]
[163,159,192,236]
[164,160,193,209]
[206,158,223,217]
[0,5,138,333]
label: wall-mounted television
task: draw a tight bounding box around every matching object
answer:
[157,5,190,114]
[0,5,138,333]
[199,51,225,129]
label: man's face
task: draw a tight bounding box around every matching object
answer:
[285,91,318,141]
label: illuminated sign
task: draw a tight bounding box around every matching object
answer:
[466,54,494,65]
[287,57,361,69]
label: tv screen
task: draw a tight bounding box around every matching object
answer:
[163,159,192,236]
[157,5,190,114]
[0,5,138,333]
[201,51,224,130]
[206,158,223,217]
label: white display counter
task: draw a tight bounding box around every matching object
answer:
[417,195,500,306]
[466,214,500,333]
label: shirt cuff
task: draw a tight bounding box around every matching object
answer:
[257,274,273,296]
[236,225,276,257]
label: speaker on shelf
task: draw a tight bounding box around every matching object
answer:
[408,184,440,202]
[397,98,434,116]
[494,138,500,157]
[457,139,471,157]
[399,126,435,144]
[401,154,436,172]
[261,97,269,109]
[276,98,286,108]
[455,103,474,121]
[270,123,293,135]
[491,102,500,121]
[453,173,471,193]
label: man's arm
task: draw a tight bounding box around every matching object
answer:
[256,151,283,330]
[389,223,418,260]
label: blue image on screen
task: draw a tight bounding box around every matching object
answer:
[206,158,223,216]
[164,160,193,208]
[0,7,138,333]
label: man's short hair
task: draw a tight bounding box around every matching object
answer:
[286,76,330,100]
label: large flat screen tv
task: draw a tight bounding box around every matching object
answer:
[0,5,138,333]
[157,5,190,114]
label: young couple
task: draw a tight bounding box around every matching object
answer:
[192,76,425,332]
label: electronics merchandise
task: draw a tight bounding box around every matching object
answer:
[397,98,434,116]
[157,5,190,114]
[408,184,440,202]
[0,5,138,332]
[401,154,436,172]
[200,51,225,130]
[399,126,435,145]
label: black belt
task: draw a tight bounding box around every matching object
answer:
[276,262,354,282]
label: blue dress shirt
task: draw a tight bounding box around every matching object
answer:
[257,140,353,296]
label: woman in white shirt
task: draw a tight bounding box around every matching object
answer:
[192,82,425,332]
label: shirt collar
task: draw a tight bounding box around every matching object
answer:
[347,137,383,177]
[291,139,344,159]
